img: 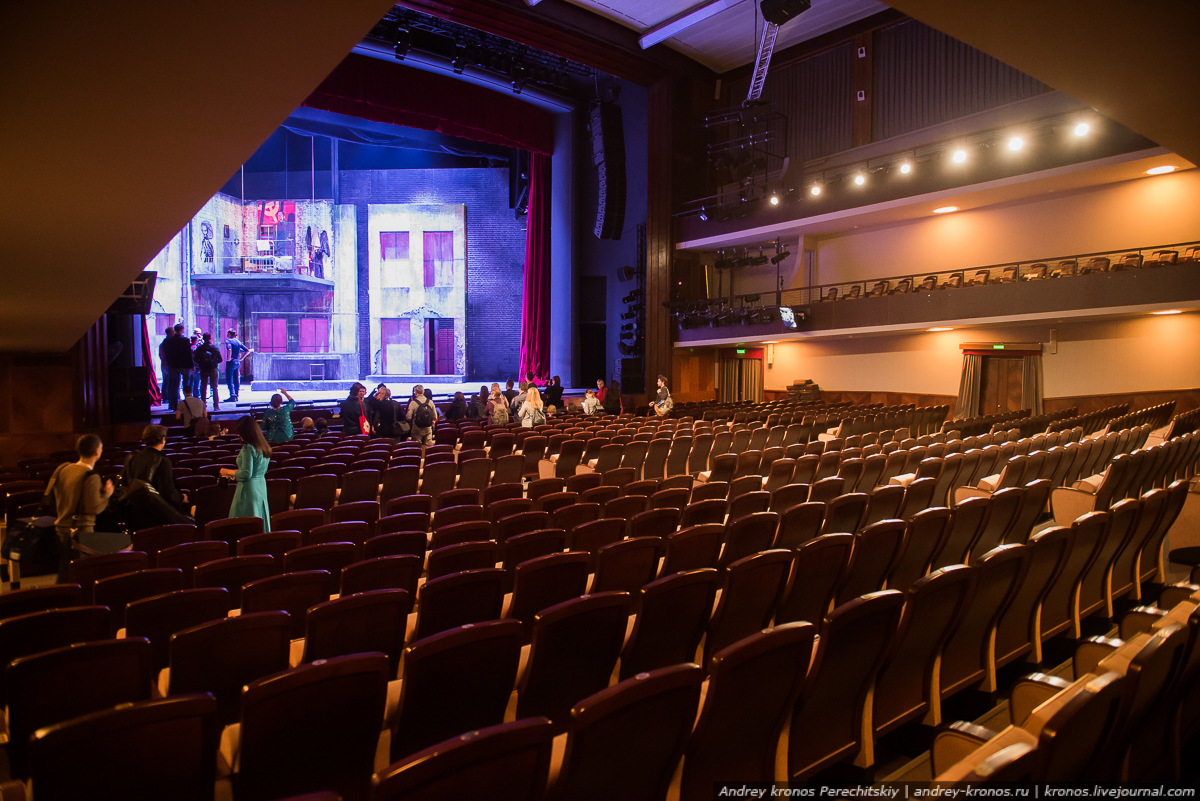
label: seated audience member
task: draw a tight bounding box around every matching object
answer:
[468,385,489,419]
[44,434,114,582]
[176,385,207,434]
[546,405,557,418]
[299,417,315,432]
[315,418,329,434]
[446,392,468,420]
[543,375,564,410]
[261,388,295,444]
[121,424,192,529]
[502,379,518,404]
[582,389,601,415]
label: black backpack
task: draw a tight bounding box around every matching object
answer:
[413,398,435,428]
[194,345,219,371]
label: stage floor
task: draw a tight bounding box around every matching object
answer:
[151,382,588,415]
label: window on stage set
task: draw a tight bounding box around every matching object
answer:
[157,314,176,337]
[381,318,410,376]
[423,232,453,287]
[299,318,330,353]
[258,317,288,354]
[380,232,410,287]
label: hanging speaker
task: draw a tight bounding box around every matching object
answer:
[759,0,811,26]
[591,102,626,241]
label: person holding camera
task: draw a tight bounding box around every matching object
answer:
[44,434,114,582]
[262,388,295,444]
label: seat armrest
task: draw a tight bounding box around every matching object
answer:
[1120,605,1165,639]
[1074,636,1123,678]
[1050,486,1098,527]
[0,781,26,801]
[1158,583,1200,611]
[932,721,998,776]
[1011,673,1072,727]
[977,473,1002,492]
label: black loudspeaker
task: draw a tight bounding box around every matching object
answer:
[620,358,644,395]
[590,102,626,241]
[760,0,811,26]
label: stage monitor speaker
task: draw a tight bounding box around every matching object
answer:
[590,102,626,241]
[620,357,644,395]
[760,0,811,26]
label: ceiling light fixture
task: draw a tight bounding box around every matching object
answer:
[769,193,780,206]
[933,206,958,214]
[899,161,912,175]
[1007,137,1024,151]
[1146,166,1176,175]
[853,173,866,186]
[952,149,967,164]
[1152,309,1182,315]
[809,184,821,196]
[1074,122,1090,137]
[928,327,953,332]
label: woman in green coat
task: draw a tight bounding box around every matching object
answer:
[221,415,272,531]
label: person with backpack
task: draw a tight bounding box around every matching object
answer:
[193,332,223,410]
[518,386,546,428]
[43,434,114,582]
[487,388,510,426]
[407,384,438,446]
[654,375,674,417]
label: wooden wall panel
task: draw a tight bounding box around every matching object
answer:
[672,348,717,403]
[644,76,675,397]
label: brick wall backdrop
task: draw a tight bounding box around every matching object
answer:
[338,168,526,381]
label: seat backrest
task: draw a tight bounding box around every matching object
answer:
[775,533,854,631]
[889,507,953,592]
[873,566,976,737]
[994,526,1072,666]
[1037,671,1125,781]
[837,520,907,605]
[283,543,357,595]
[509,552,591,637]
[863,484,906,527]
[414,568,505,641]
[593,537,662,593]
[786,590,904,780]
[27,693,219,801]
[7,637,154,779]
[704,550,793,663]
[0,606,110,707]
[660,524,726,576]
[0,584,84,624]
[302,588,412,673]
[933,496,990,569]
[969,486,1025,562]
[69,552,149,604]
[938,544,1028,708]
[341,554,421,597]
[389,618,525,763]
[721,511,780,567]
[820,492,868,536]
[167,611,290,727]
[125,587,229,671]
[94,568,186,635]
[429,519,492,550]
[555,664,704,801]
[516,592,631,729]
[237,653,388,801]
[371,717,556,801]
[620,569,719,680]
[240,570,330,640]
[1041,511,1110,641]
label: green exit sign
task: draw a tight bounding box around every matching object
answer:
[736,349,746,354]
[993,344,1005,350]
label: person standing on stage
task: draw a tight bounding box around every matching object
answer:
[193,332,223,411]
[158,325,174,404]
[262,388,295,444]
[221,416,271,530]
[189,328,204,397]
[224,329,251,403]
[163,324,195,410]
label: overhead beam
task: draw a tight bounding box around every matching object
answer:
[639,0,744,50]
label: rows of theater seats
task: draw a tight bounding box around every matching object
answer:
[932,581,1200,783]
[0,401,1197,798]
[818,244,1200,302]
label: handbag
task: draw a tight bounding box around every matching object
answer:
[358,400,371,436]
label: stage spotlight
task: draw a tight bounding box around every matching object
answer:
[1074,122,1090,137]
[809,184,821,196]
[620,323,635,332]
[769,193,780,206]
[749,251,768,267]
[1007,136,1024,151]
[394,27,412,60]
[619,330,634,341]
[627,303,644,313]
[617,265,635,282]
[622,289,643,303]
[853,173,865,186]
[952,149,967,163]
[699,207,708,221]
[770,249,791,265]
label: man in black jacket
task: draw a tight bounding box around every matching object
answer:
[193,332,223,411]
[163,323,196,411]
[121,425,192,529]
[543,375,564,410]
[340,383,371,435]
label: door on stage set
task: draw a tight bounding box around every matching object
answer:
[381,318,410,376]
[425,318,454,375]
[299,318,330,353]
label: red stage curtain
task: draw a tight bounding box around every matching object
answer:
[519,153,552,382]
[303,54,553,154]
[141,315,161,406]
